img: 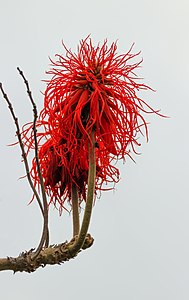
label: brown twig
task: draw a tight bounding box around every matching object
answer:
[16,68,49,255]
[0,82,44,214]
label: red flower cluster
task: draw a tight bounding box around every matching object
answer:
[23,37,156,210]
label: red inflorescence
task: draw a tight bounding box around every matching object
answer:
[22,37,157,210]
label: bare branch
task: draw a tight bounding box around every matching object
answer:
[16,68,49,254]
[0,82,43,214]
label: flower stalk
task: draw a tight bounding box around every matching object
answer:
[71,183,80,237]
[69,129,96,255]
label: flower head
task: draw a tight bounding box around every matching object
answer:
[23,37,157,210]
[43,38,153,155]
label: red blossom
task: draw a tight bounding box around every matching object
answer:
[23,37,158,210]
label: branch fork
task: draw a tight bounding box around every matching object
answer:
[0,69,96,273]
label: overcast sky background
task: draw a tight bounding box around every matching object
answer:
[0,0,189,299]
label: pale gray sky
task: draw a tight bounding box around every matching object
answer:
[0,0,189,299]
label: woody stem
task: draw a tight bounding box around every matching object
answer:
[71,183,80,237]
[69,130,96,254]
